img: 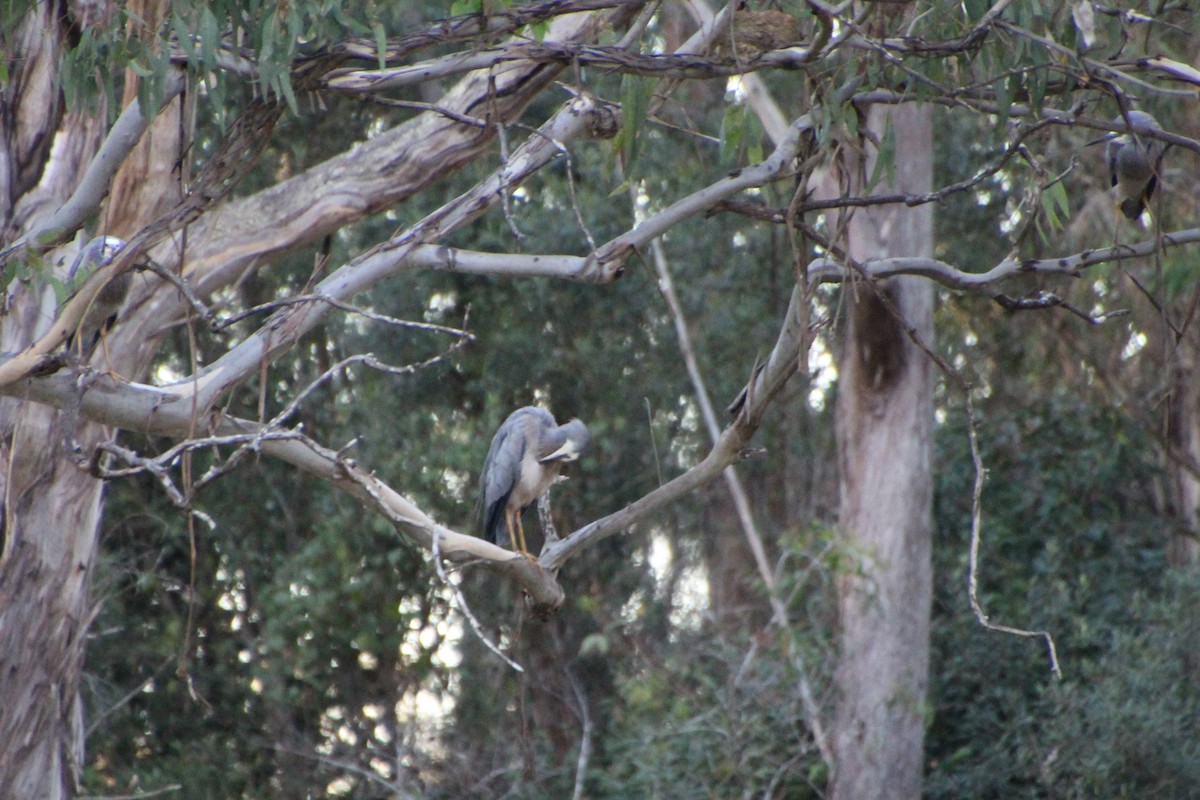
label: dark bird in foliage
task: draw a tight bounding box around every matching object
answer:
[478,407,589,555]
[1100,111,1165,221]
[65,235,131,359]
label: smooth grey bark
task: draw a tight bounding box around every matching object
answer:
[830,103,934,800]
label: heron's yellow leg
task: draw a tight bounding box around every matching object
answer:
[504,508,518,552]
[516,513,529,556]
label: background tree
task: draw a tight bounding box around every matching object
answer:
[1,1,1198,798]
[832,101,934,800]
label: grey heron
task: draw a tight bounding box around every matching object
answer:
[478,406,590,555]
[1101,111,1165,222]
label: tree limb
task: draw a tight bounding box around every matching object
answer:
[5,371,567,608]
[807,228,1200,290]
[157,92,610,412]
[0,69,187,266]
[541,282,810,570]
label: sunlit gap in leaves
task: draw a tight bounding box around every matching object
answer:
[441,467,469,504]
[669,396,702,470]
[313,593,461,795]
[152,363,185,384]
[726,76,748,103]
[804,289,838,411]
[634,180,650,214]
[994,169,1020,235]
[1123,329,1147,360]
[366,116,387,140]
[807,336,836,412]
[216,563,249,626]
[620,531,709,636]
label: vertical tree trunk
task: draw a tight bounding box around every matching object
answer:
[830,103,934,800]
[0,4,178,797]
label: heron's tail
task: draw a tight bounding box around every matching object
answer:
[1119,197,1146,221]
[482,500,512,548]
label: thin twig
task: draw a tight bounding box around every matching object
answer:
[217,292,474,339]
[567,667,594,800]
[432,529,524,673]
[640,228,833,767]
[964,393,1063,679]
[135,259,214,326]
[85,656,175,737]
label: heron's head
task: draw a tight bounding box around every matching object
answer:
[67,236,127,280]
[557,419,590,462]
[1087,110,1162,148]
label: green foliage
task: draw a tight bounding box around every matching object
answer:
[615,73,652,180]
[50,1,1200,798]
[720,101,765,166]
[596,633,825,800]
[927,395,1188,798]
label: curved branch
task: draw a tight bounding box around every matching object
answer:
[585,113,815,280]
[325,41,829,93]
[807,228,1200,290]
[541,282,810,570]
[161,93,609,411]
[5,372,565,608]
[0,69,186,266]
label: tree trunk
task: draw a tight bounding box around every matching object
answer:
[0,3,180,795]
[830,103,934,800]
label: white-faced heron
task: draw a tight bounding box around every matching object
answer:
[478,406,590,555]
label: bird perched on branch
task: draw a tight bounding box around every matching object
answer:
[1100,110,1165,222]
[478,406,590,556]
[65,235,132,360]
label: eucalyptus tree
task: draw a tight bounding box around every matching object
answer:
[1,1,1198,798]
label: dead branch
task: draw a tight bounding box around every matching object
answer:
[963,395,1063,678]
[158,93,608,414]
[7,372,566,608]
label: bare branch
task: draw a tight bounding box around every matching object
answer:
[964,395,1063,679]
[645,236,832,766]
[542,281,810,570]
[587,113,815,280]
[160,93,608,413]
[325,40,829,93]
[432,530,524,674]
[330,0,642,64]
[217,292,474,338]
[136,259,215,327]
[807,228,1200,292]
[6,373,566,608]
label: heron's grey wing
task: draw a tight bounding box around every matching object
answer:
[1105,140,1120,188]
[478,415,529,544]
